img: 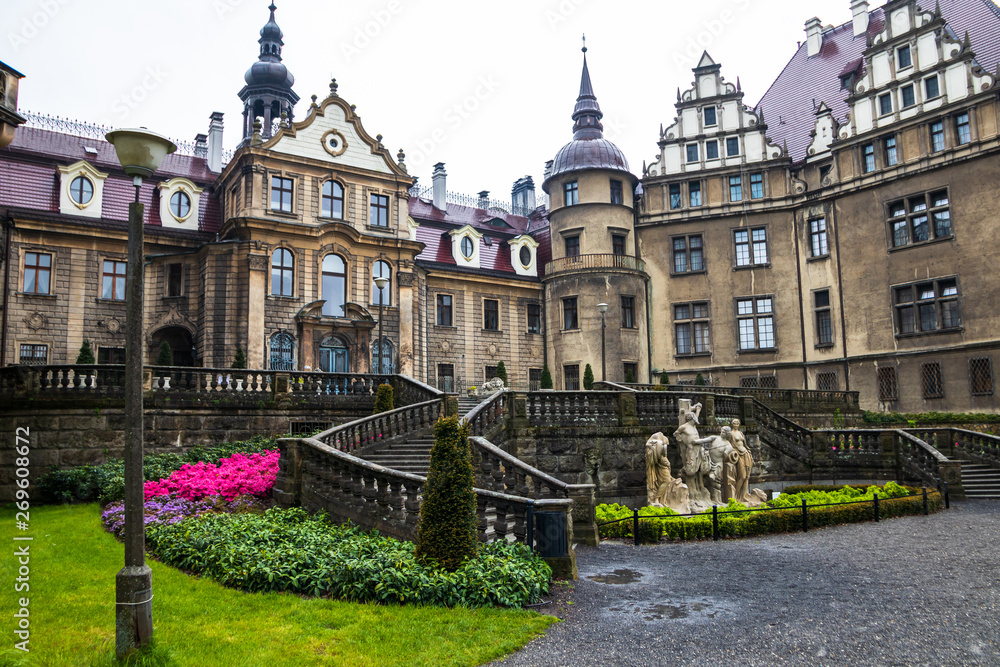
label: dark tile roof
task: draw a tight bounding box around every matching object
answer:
[408,197,538,234]
[756,0,1000,163]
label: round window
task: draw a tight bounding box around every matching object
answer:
[461,236,474,259]
[170,191,192,219]
[519,245,532,267]
[70,176,94,206]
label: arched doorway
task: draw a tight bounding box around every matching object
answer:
[319,336,349,373]
[150,326,195,367]
[270,332,295,370]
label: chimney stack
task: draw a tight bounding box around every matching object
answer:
[194,133,208,158]
[511,176,536,215]
[207,111,224,173]
[432,162,447,211]
[851,0,869,37]
[805,17,824,57]
[477,190,490,209]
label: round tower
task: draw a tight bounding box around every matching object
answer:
[239,2,300,141]
[542,44,648,388]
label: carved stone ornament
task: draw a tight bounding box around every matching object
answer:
[248,254,269,272]
[24,312,48,331]
[440,340,452,354]
[104,317,122,333]
[487,343,499,358]
[321,129,348,157]
[396,272,415,287]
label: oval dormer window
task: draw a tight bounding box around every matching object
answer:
[461,236,474,259]
[170,191,191,220]
[519,245,532,268]
[70,176,94,206]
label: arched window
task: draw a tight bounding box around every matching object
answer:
[170,191,191,219]
[271,248,294,296]
[372,337,395,374]
[372,260,391,306]
[319,335,349,373]
[321,180,344,219]
[269,332,295,370]
[322,254,347,316]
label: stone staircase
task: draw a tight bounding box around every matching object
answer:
[361,395,488,476]
[959,461,1000,499]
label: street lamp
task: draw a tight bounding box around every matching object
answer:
[105,128,176,658]
[597,302,608,383]
[374,275,389,374]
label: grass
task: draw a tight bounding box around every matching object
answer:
[0,505,556,667]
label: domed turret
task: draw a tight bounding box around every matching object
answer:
[238,2,300,141]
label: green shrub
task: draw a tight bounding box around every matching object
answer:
[624,368,635,384]
[75,339,95,364]
[416,417,478,571]
[232,346,247,369]
[540,365,553,390]
[373,383,394,414]
[659,371,669,385]
[695,372,706,386]
[145,507,549,608]
[156,341,173,367]
[495,361,508,386]
[653,384,667,392]
[583,364,594,390]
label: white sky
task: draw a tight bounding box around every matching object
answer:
[5,0,877,200]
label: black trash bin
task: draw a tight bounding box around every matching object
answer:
[533,511,567,558]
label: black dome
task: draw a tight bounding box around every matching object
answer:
[244,60,294,88]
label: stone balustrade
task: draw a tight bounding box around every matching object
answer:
[464,391,508,439]
[526,391,620,426]
[894,430,963,494]
[620,382,860,409]
[822,429,885,464]
[313,399,444,455]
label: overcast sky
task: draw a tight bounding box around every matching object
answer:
[6,0,877,201]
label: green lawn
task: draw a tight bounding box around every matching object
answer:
[1,505,556,667]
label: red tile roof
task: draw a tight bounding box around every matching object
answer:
[756,0,1000,162]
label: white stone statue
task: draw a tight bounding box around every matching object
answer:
[480,377,505,394]
[644,432,689,512]
[698,426,735,504]
[671,402,714,510]
[729,419,768,506]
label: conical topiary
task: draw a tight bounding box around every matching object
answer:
[495,360,508,386]
[583,363,595,390]
[695,372,706,386]
[232,346,247,369]
[373,383,394,414]
[540,365,553,390]
[76,339,95,365]
[156,341,173,367]
[415,416,478,571]
[660,371,669,385]
[624,367,635,384]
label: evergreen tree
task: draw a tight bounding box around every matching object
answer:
[156,341,173,367]
[232,346,247,369]
[660,371,670,385]
[583,363,595,390]
[540,364,553,389]
[373,383,394,414]
[75,339,95,365]
[695,372,706,386]
[495,360,508,386]
[625,367,635,384]
[415,416,478,571]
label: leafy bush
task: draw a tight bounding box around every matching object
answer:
[495,361,508,386]
[76,339,95,364]
[583,364,594,390]
[624,368,635,384]
[862,410,1000,424]
[695,372,706,386]
[145,508,550,608]
[144,450,279,501]
[416,417,478,571]
[373,383,394,414]
[232,346,247,370]
[540,365,553,390]
[659,371,669,385]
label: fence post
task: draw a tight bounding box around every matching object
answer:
[873,493,879,522]
[922,486,929,515]
[526,501,534,550]
[712,506,719,541]
[801,498,808,532]
[943,481,950,510]
[633,508,639,547]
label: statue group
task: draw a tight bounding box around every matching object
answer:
[645,399,767,513]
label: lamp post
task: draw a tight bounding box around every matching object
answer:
[105,128,176,658]
[597,302,608,383]
[374,275,389,374]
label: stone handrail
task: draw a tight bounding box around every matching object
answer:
[893,429,962,492]
[390,374,447,406]
[819,429,885,462]
[463,391,507,438]
[544,253,647,277]
[312,398,444,455]
[907,427,1000,469]
[753,400,814,462]
[526,391,619,426]
[622,383,860,408]
[286,371,391,396]
[469,435,574,499]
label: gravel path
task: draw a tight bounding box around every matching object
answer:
[492,500,1000,667]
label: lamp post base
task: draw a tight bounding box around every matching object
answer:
[115,565,153,658]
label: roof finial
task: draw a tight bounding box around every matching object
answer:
[582,33,587,54]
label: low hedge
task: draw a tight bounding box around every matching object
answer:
[38,435,276,504]
[862,410,1000,425]
[145,507,551,608]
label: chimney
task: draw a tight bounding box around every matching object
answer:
[805,17,824,57]
[207,111,224,173]
[432,162,447,211]
[477,190,490,209]
[511,176,536,214]
[543,160,554,181]
[851,0,869,37]
[194,133,208,158]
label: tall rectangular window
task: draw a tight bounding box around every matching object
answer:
[686,145,699,163]
[689,181,701,207]
[672,235,703,273]
[726,137,740,157]
[884,136,898,166]
[563,297,578,330]
[749,173,764,199]
[900,84,916,109]
[921,362,944,399]
[897,45,912,69]
[564,181,579,206]
[669,184,682,210]
[483,299,499,331]
[955,112,971,145]
[879,93,893,116]
[674,302,710,355]
[736,296,775,350]
[969,357,994,396]
[925,75,940,99]
[705,140,719,160]
[729,176,743,202]
[369,194,389,227]
[621,295,635,329]
[877,367,899,402]
[612,234,626,256]
[527,303,541,334]
[437,364,454,393]
[734,228,768,267]
[862,143,876,173]
[270,176,293,212]
[610,179,624,205]
[436,294,453,326]
[810,218,829,257]
[167,263,183,297]
[565,235,580,258]
[894,277,960,335]
[815,289,833,345]
[485,365,499,382]
[19,344,48,365]
[704,106,717,126]
[930,121,945,152]
[22,252,51,295]
[102,260,126,300]
[529,368,542,391]
[623,363,638,383]
[888,189,951,248]
[564,365,580,390]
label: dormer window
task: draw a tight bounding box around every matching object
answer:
[170,191,191,220]
[58,161,108,219]
[69,176,94,206]
[461,236,474,259]
[157,178,204,229]
[704,106,717,127]
[508,235,540,277]
[519,246,531,267]
[449,225,483,268]
[897,45,912,70]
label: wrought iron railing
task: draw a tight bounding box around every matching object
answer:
[406,185,539,217]
[544,253,646,277]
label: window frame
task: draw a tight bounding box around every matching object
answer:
[969,357,995,396]
[621,295,636,329]
[809,218,829,258]
[564,235,580,259]
[18,343,48,365]
[735,296,776,352]
[564,180,579,206]
[671,234,704,275]
[669,183,682,210]
[877,366,899,403]
[887,188,952,249]
[169,190,192,220]
[270,175,294,213]
[371,260,391,306]
[955,112,971,146]
[167,263,183,298]
[924,75,940,100]
[22,251,52,295]
[321,254,347,316]
[703,106,717,127]
[611,234,627,256]
[562,297,579,331]
[483,298,500,331]
[816,371,838,391]
[673,301,711,356]
[862,142,876,173]
[270,248,295,297]
[726,137,740,157]
[733,226,769,268]
[749,172,764,199]
[705,140,719,161]
[900,83,916,109]
[878,93,893,117]
[369,193,390,227]
[610,179,624,205]
[930,120,945,152]
[98,346,126,365]
[814,288,833,347]
[69,175,95,206]
[921,361,945,399]
[526,303,541,334]
[564,364,580,390]
[897,45,912,70]
[729,175,743,202]
[321,180,345,219]
[101,259,127,301]
[686,144,699,164]
[893,276,961,337]
[436,293,453,327]
[688,181,702,207]
[883,135,898,166]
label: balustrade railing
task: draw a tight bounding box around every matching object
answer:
[822,429,884,462]
[527,391,618,426]
[906,428,1000,469]
[544,253,646,277]
[313,399,444,455]
[469,435,576,500]
[894,430,954,488]
[753,401,814,462]
[287,371,391,396]
[624,383,859,408]
[634,392,679,426]
[463,391,507,438]
[391,375,446,406]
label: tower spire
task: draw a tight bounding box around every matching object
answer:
[240,1,299,141]
[572,40,604,140]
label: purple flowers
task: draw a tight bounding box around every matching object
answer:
[102,496,216,538]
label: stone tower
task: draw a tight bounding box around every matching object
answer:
[542,44,648,388]
[238,2,300,141]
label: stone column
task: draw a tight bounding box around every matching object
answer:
[397,272,415,376]
[247,253,268,368]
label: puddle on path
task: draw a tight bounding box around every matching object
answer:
[603,597,734,624]
[587,569,643,585]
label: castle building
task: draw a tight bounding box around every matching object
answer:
[1,0,999,414]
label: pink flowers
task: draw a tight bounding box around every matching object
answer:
[144,450,280,501]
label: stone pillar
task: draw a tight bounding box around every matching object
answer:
[566,484,599,546]
[397,272,415,376]
[618,392,638,426]
[247,253,268,368]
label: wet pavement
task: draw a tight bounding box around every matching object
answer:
[491,500,1000,667]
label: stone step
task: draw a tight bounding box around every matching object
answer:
[366,454,430,462]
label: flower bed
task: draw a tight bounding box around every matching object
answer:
[143,450,279,501]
